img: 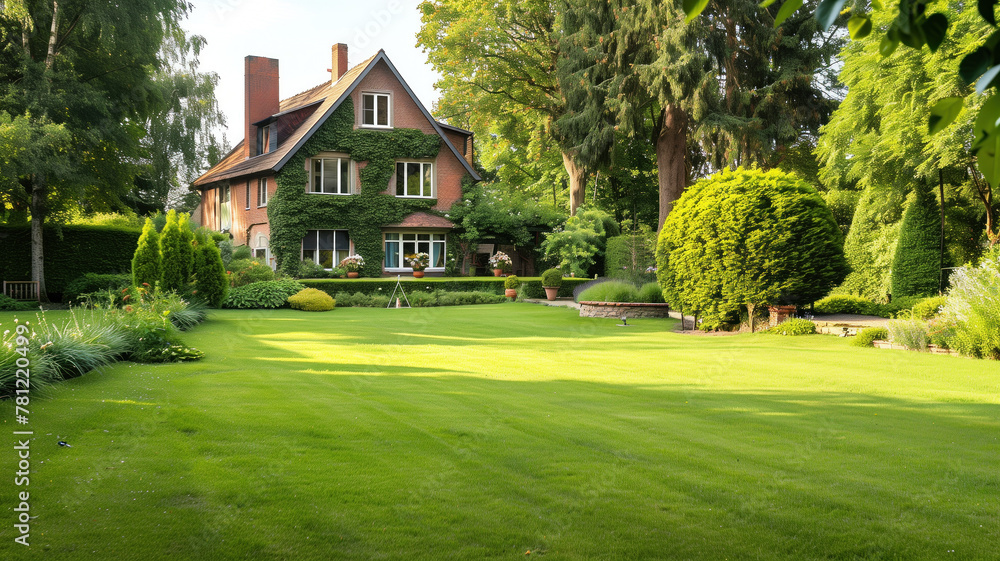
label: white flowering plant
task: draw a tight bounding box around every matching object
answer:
[488,251,513,272]
[407,252,430,271]
[339,254,366,273]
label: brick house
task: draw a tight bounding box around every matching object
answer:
[193,44,479,276]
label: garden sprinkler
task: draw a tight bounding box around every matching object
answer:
[617,315,629,327]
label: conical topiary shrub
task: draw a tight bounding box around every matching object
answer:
[132,218,161,288]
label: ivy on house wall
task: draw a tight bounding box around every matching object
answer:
[269,97,450,277]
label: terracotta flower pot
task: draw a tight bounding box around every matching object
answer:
[413,271,425,278]
[505,289,517,298]
[493,268,503,277]
[543,286,559,301]
[347,272,359,278]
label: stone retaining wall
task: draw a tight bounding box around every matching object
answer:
[579,301,672,319]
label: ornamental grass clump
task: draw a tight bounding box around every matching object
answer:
[288,288,335,311]
[578,281,641,303]
[886,319,929,351]
[638,282,666,303]
[1,321,57,398]
[940,250,1000,359]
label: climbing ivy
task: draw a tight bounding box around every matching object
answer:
[269,97,446,277]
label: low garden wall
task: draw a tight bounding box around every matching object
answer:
[579,301,672,319]
[302,277,590,299]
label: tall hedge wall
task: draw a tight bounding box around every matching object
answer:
[605,234,655,278]
[0,225,141,297]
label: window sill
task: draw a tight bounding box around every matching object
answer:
[384,267,445,272]
[394,195,435,199]
[257,204,267,208]
[358,124,393,130]
[305,191,354,196]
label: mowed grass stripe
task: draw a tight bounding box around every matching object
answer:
[0,305,997,560]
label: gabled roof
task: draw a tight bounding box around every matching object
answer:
[194,50,480,187]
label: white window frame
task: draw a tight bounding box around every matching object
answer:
[361,92,392,128]
[245,181,251,210]
[383,231,447,271]
[257,177,268,207]
[253,234,274,270]
[301,229,352,270]
[218,184,231,232]
[307,156,353,195]
[395,161,434,199]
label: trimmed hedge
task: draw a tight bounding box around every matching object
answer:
[0,224,141,298]
[300,277,590,299]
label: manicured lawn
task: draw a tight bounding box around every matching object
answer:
[1,304,998,560]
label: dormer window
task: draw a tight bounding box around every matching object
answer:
[362,92,391,127]
[256,124,276,155]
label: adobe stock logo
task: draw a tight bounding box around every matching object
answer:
[354,1,405,48]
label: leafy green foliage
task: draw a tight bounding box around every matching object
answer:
[605,229,656,280]
[0,294,35,311]
[229,261,275,288]
[232,245,253,261]
[132,219,162,289]
[300,277,590,299]
[542,207,617,277]
[941,249,1000,358]
[851,326,890,347]
[814,295,887,317]
[218,239,234,267]
[891,184,945,299]
[836,186,905,300]
[657,168,848,326]
[541,268,563,288]
[578,281,641,303]
[223,279,305,309]
[448,182,564,261]
[63,273,132,304]
[288,288,335,312]
[269,98,443,277]
[504,275,521,290]
[331,291,392,308]
[192,237,228,308]
[764,318,817,336]
[912,296,948,320]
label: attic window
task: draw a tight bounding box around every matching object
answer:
[256,124,276,155]
[362,92,390,127]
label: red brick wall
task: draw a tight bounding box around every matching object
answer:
[231,175,274,246]
[245,56,280,159]
[350,60,469,211]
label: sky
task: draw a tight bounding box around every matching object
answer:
[183,0,442,147]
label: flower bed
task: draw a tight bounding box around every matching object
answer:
[578,301,672,319]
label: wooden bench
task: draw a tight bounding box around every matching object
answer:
[3,281,40,303]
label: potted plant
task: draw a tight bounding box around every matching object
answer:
[541,268,562,301]
[408,252,430,278]
[504,274,520,298]
[339,254,365,278]
[488,251,512,277]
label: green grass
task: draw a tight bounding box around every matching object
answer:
[1,305,998,560]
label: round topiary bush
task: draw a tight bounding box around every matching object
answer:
[657,168,849,330]
[288,288,335,311]
[541,268,563,287]
[504,275,521,290]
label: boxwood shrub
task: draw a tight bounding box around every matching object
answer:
[288,288,335,311]
[223,279,305,309]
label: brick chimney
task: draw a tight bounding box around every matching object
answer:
[331,43,348,84]
[244,56,279,159]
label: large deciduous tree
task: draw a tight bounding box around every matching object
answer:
[417,0,590,214]
[0,0,192,299]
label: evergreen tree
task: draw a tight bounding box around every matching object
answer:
[159,210,186,292]
[839,186,906,300]
[192,233,228,308]
[132,218,162,288]
[891,184,945,298]
[178,213,195,286]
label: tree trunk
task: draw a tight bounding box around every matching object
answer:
[45,1,60,70]
[747,303,756,333]
[30,175,48,301]
[657,104,688,231]
[562,150,587,216]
